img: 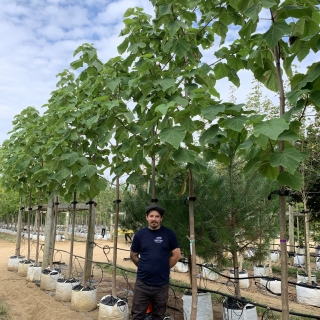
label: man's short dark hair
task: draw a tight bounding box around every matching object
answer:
[145,204,165,217]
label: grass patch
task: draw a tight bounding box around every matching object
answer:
[210,292,224,303]
[98,263,137,279]
[0,300,10,320]
[0,233,16,243]
[272,265,320,279]
[169,278,190,294]
[256,305,318,320]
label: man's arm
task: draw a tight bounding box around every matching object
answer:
[169,248,181,268]
[130,251,139,267]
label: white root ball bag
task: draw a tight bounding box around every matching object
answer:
[98,295,129,320]
[71,285,97,312]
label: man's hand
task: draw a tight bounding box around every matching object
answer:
[130,251,139,267]
[170,248,181,268]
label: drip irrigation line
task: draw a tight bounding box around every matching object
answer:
[168,285,185,319]
[47,244,320,319]
[169,282,320,319]
[51,246,320,289]
[91,264,104,285]
[254,280,281,296]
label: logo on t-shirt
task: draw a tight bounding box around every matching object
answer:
[154,237,163,243]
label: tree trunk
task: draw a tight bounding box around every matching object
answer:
[188,169,198,320]
[15,198,23,256]
[232,250,241,298]
[50,196,59,269]
[35,191,41,264]
[42,198,54,269]
[83,199,96,287]
[68,192,77,279]
[112,175,120,297]
[27,193,32,261]
[303,208,311,283]
[271,7,290,318]
[288,204,294,253]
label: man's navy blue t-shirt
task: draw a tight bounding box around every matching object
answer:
[131,226,179,286]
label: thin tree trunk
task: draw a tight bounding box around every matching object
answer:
[303,204,311,283]
[42,198,54,269]
[50,196,59,269]
[188,169,198,320]
[15,198,23,256]
[27,193,32,261]
[112,174,120,297]
[271,8,289,319]
[232,250,241,298]
[35,191,41,264]
[288,204,294,253]
[83,199,96,287]
[68,192,77,279]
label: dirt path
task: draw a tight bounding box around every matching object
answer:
[0,234,319,319]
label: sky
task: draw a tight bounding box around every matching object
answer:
[0,0,317,146]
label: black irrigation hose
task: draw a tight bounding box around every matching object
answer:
[169,282,320,319]
[168,285,185,319]
[254,280,281,296]
[48,244,320,319]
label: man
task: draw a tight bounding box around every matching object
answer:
[130,204,181,320]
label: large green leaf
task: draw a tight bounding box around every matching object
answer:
[105,78,121,92]
[286,90,300,106]
[216,153,230,166]
[60,152,79,166]
[298,63,320,89]
[172,148,197,164]
[172,39,191,58]
[310,90,320,108]
[258,162,279,180]
[126,172,146,185]
[154,78,176,91]
[260,0,277,9]
[180,117,197,132]
[167,20,186,36]
[277,171,303,190]
[123,7,135,17]
[239,20,258,40]
[199,125,219,146]
[263,21,291,48]
[224,116,247,132]
[201,104,225,121]
[270,148,305,174]
[263,70,278,92]
[76,177,90,195]
[254,118,289,140]
[95,176,109,191]
[157,4,172,18]
[70,59,83,70]
[277,129,300,141]
[127,42,146,54]
[245,3,260,21]
[131,150,144,170]
[278,5,313,19]
[214,62,229,80]
[55,168,72,184]
[169,95,189,107]
[87,114,99,129]
[77,165,97,178]
[155,101,176,115]
[159,126,186,149]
